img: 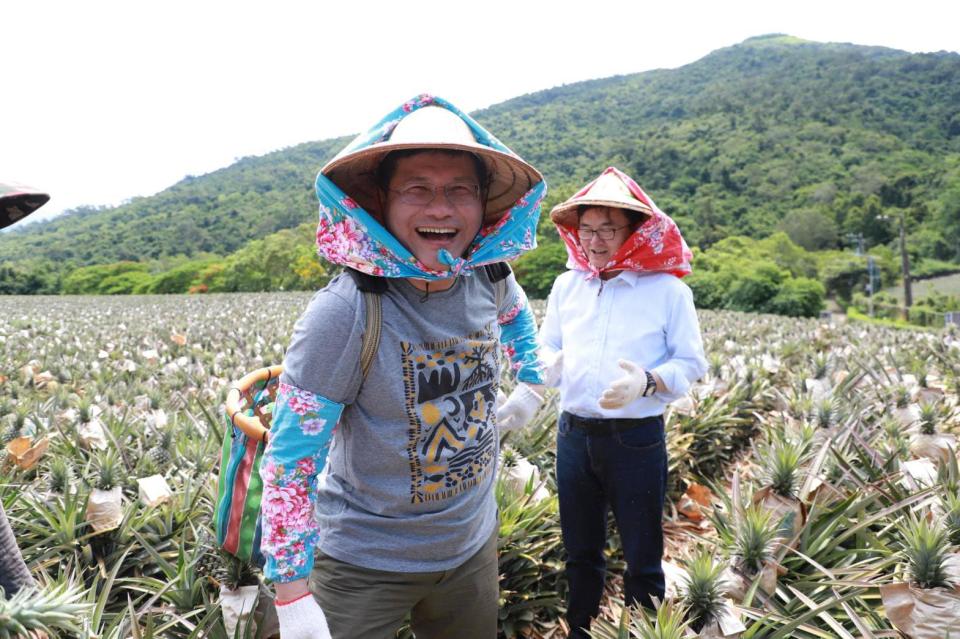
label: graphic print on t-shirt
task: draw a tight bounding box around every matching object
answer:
[401,327,500,503]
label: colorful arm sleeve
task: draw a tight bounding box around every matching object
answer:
[536,283,563,388]
[259,382,344,582]
[498,278,545,385]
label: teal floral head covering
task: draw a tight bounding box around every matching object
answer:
[315,94,546,279]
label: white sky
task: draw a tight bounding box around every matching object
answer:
[3,0,958,227]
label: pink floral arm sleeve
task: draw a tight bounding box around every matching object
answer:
[498,281,545,385]
[259,382,344,582]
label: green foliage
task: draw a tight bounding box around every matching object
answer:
[725,264,784,312]
[686,235,825,316]
[685,270,731,310]
[768,277,825,317]
[145,257,222,294]
[210,223,330,292]
[3,36,960,301]
[778,209,839,250]
[51,224,330,295]
[62,262,152,295]
[511,240,568,299]
[0,138,348,267]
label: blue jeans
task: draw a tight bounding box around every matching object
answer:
[556,412,667,638]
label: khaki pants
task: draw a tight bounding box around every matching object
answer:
[308,531,498,639]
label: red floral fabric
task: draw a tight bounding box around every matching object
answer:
[555,167,692,279]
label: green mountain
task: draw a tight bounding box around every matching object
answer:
[2,34,959,296]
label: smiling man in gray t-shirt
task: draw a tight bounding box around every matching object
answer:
[261,98,548,639]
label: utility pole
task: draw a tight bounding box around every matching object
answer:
[878,214,913,320]
[847,233,877,317]
[866,256,879,318]
[898,214,913,320]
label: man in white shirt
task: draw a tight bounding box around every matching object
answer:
[538,167,707,638]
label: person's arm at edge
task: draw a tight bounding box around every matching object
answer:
[259,289,362,598]
[498,274,545,393]
[649,282,708,401]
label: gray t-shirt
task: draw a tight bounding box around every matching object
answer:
[282,271,512,572]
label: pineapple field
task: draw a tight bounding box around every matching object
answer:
[2,293,960,638]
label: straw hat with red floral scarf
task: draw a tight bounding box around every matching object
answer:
[0,182,50,230]
[550,166,692,278]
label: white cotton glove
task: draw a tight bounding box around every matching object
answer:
[598,359,649,410]
[275,594,332,639]
[541,350,564,388]
[496,383,544,433]
[496,388,508,411]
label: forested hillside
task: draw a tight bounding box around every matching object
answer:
[3,34,959,306]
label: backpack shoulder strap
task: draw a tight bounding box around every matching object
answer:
[484,263,511,311]
[345,269,384,380]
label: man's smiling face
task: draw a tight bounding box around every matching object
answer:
[383,151,484,272]
[577,206,633,270]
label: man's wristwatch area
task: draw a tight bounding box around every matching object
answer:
[642,371,657,397]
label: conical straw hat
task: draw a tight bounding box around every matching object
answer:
[322,105,541,224]
[550,169,653,228]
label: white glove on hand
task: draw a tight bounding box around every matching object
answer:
[541,350,564,388]
[496,388,508,411]
[496,383,544,433]
[598,359,648,410]
[276,594,332,639]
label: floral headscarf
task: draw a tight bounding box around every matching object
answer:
[553,167,692,279]
[314,95,546,280]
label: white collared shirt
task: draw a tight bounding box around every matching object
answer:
[539,269,707,419]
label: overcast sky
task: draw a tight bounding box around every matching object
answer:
[3,0,958,227]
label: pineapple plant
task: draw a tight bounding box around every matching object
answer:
[147,427,174,470]
[811,351,829,380]
[215,550,260,591]
[0,582,89,637]
[900,515,952,589]
[911,399,957,464]
[762,438,806,500]
[86,450,125,534]
[589,598,690,639]
[679,549,726,633]
[893,384,911,409]
[92,450,124,491]
[941,492,960,547]
[787,395,813,422]
[918,400,940,436]
[76,396,93,424]
[217,550,264,638]
[4,285,960,635]
[814,396,837,429]
[881,514,960,636]
[716,503,779,601]
[1,405,29,444]
[708,353,725,380]
[46,457,73,494]
[193,531,224,587]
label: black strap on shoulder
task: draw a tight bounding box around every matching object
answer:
[483,262,511,283]
[346,267,389,294]
[484,262,511,311]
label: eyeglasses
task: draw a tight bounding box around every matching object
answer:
[388,183,481,207]
[577,226,630,241]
